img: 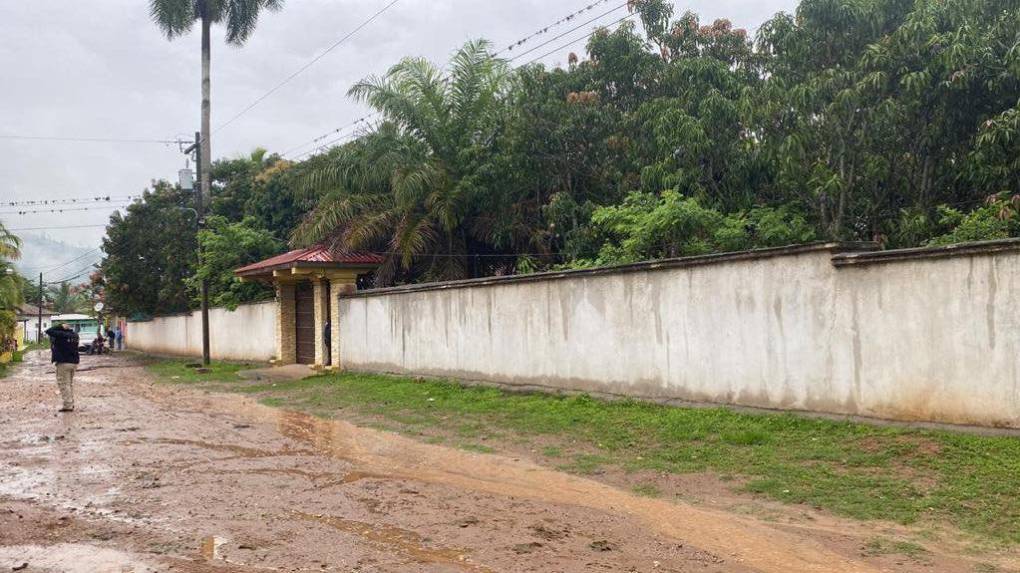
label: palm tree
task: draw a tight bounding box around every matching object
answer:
[295,40,510,282]
[0,222,20,261]
[0,263,21,312]
[0,223,22,353]
[48,282,85,314]
[149,0,284,205]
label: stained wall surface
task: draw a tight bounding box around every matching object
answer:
[128,301,277,362]
[338,242,1020,428]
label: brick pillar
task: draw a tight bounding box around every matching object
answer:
[329,278,356,371]
[275,282,297,365]
[312,279,329,367]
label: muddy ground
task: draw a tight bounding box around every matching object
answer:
[0,351,1013,573]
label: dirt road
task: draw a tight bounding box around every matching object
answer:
[0,352,997,572]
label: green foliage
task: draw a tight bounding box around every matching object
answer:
[149,0,284,45]
[190,216,283,310]
[287,0,1019,284]
[145,358,253,384]
[99,181,198,317]
[0,223,22,353]
[296,40,515,283]
[47,282,87,314]
[100,151,303,316]
[122,0,1020,307]
[584,191,815,265]
[927,204,1015,246]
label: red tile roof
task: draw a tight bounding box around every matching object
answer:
[234,245,383,276]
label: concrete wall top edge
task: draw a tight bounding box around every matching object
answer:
[832,238,1020,267]
[126,299,277,323]
[342,241,878,300]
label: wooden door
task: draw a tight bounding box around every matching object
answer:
[295,282,315,364]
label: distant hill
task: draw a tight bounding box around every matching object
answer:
[13,234,102,283]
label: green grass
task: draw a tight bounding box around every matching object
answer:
[862,537,931,560]
[632,483,661,497]
[145,359,253,384]
[24,340,50,352]
[150,363,1020,544]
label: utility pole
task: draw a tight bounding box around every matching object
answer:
[183,131,211,365]
[37,273,43,342]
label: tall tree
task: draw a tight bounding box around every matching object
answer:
[99,182,198,318]
[47,282,86,314]
[0,222,20,261]
[148,0,284,211]
[295,40,511,283]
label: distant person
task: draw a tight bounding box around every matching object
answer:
[114,326,123,351]
[45,323,80,413]
[323,320,331,365]
[90,332,106,355]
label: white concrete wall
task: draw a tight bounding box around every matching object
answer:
[832,251,1020,427]
[128,301,277,362]
[338,242,1020,429]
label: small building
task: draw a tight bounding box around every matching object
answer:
[235,245,381,368]
[15,304,58,343]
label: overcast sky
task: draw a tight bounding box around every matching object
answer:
[0,0,797,256]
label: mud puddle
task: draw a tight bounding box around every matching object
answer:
[190,403,872,573]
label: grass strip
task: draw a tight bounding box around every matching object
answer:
[147,361,1020,545]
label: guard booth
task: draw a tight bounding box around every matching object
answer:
[234,246,381,368]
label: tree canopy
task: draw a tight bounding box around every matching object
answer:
[101,0,1020,314]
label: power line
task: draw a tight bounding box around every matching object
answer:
[3,224,108,232]
[519,12,638,67]
[495,0,616,56]
[290,119,380,160]
[0,202,136,216]
[18,247,102,274]
[214,0,403,135]
[281,0,623,160]
[47,261,99,285]
[280,114,378,158]
[0,134,184,145]
[283,4,639,161]
[4,195,139,207]
[508,1,629,62]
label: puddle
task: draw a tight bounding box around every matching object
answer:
[142,437,313,459]
[340,470,387,484]
[261,408,879,573]
[295,511,494,572]
[0,543,158,573]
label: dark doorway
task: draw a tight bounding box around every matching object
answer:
[295,282,315,364]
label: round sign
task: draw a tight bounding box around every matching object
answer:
[94,302,105,312]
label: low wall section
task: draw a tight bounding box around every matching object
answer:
[128,301,277,362]
[338,241,1020,429]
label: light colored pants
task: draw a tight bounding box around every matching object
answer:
[55,363,77,410]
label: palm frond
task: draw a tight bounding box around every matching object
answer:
[148,0,197,38]
[225,0,264,44]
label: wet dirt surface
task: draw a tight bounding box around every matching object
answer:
[0,352,1010,572]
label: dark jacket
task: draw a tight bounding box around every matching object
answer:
[46,326,80,365]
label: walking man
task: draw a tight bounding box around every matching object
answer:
[45,323,80,412]
[114,325,123,351]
